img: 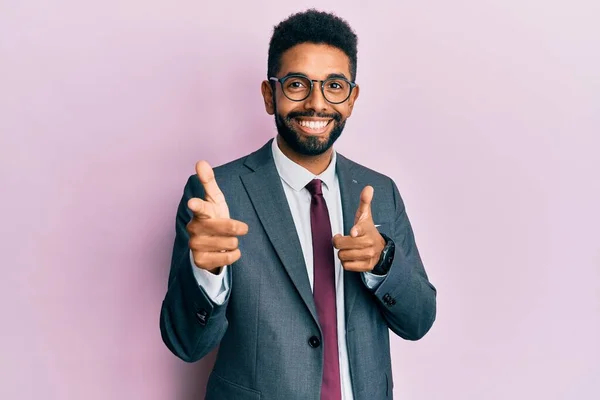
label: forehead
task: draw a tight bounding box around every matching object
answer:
[278,43,351,79]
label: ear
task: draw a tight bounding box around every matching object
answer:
[261,80,275,115]
[346,84,360,118]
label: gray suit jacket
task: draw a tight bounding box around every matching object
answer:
[160,139,437,400]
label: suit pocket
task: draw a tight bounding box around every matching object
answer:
[205,373,261,400]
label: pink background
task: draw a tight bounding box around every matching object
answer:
[1,1,599,399]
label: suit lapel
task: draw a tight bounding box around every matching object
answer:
[240,139,319,325]
[336,154,364,324]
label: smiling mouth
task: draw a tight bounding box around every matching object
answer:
[293,118,333,134]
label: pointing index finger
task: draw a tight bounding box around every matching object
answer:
[355,185,374,224]
[196,160,226,205]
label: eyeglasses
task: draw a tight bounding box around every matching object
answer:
[269,74,357,104]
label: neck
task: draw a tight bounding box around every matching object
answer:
[276,135,334,175]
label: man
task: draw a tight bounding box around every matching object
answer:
[160,9,436,400]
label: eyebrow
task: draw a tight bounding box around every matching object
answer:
[284,71,351,81]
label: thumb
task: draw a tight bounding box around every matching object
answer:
[354,185,374,225]
[187,197,213,219]
[350,224,364,238]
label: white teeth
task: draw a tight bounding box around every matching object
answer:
[299,120,329,129]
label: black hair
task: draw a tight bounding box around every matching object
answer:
[267,9,358,81]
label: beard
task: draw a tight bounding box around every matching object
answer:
[274,109,346,156]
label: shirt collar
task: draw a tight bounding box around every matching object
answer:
[271,137,337,192]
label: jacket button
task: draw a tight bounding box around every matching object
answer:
[308,336,321,348]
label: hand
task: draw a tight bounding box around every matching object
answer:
[333,185,386,272]
[186,160,249,274]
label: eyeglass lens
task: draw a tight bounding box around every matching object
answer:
[282,76,351,103]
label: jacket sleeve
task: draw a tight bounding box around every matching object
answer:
[159,175,231,362]
[372,178,437,340]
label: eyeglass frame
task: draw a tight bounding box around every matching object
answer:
[269,73,357,105]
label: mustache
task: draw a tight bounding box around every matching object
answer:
[285,111,342,123]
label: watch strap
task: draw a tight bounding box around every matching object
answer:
[371,233,395,275]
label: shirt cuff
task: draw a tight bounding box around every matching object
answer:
[362,271,387,290]
[189,250,230,305]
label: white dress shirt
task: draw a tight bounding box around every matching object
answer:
[191,138,386,399]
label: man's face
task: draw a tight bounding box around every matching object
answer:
[262,43,359,156]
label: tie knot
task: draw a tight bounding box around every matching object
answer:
[305,179,323,196]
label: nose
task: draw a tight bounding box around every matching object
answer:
[303,82,328,113]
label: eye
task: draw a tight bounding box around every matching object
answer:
[326,80,346,91]
[286,78,308,90]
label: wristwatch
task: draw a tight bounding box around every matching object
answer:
[371,233,395,276]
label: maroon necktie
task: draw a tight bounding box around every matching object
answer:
[306,179,342,400]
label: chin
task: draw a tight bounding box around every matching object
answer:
[283,127,340,156]
[275,112,345,157]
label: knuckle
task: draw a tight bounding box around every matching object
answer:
[228,220,238,235]
[188,236,199,249]
[226,250,240,264]
[186,222,196,235]
[187,220,206,236]
[189,236,206,250]
[193,252,206,267]
[211,191,225,203]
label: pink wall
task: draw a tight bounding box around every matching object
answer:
[1,1,598,399]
